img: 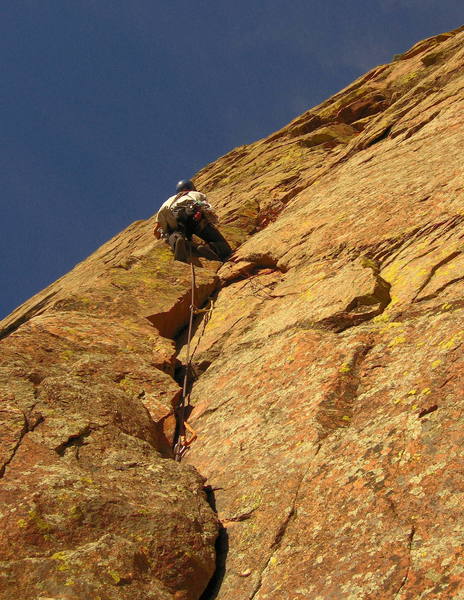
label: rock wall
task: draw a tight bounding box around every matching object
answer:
[187,27,464,599]
[0,223,222,598]
[1,26,464,600]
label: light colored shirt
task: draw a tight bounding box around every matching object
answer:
[156,191,216,231]
[156,191,209,218]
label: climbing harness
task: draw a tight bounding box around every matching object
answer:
[173,243,200,461]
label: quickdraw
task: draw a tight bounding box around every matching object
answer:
[173,420,197,461]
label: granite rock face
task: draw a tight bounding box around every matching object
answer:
[1,26,464,600]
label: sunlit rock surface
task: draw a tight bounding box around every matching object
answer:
[0,226,222,599]
[187,26,464,600]
[1,26,464,600]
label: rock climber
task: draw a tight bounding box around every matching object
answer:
[153,179,232,263]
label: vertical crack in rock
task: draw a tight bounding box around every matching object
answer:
[394,526,416,599]
[316,341,374,440]
[199,487,229,600]
[248,474,305,600]
[145,276,224,459]
[173,293,222,385]
[0,412,44,478]
[199,524,229,600]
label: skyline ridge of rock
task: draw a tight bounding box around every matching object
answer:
[1,25,464,599]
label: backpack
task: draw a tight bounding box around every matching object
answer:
[171,200,200,224]
[157,191,214,237]
[169,195,203,238]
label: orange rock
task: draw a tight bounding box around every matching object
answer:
[2,25,464,600]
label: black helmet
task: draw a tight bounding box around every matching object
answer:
[176,179,196,193]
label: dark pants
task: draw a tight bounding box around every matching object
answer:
[168,222,232,263]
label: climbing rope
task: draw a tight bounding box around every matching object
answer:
[172,267,268,461]
[171,240,227,460]
[173,243,199,461]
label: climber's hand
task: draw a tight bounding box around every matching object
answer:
[154,223,163,239]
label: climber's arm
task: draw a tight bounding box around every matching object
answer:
[153,221,164,239]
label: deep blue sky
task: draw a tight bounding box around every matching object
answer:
[1,1,462,318]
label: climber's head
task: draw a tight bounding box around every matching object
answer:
[176,179,196,193]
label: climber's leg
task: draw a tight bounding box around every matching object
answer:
[196,223,232,261]
[168,231,190,263]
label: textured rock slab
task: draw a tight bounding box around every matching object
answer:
[2,25,464,600]
[188,312,464,599]
[0,226,223,598]
[184,29,464,600]
[0,428,217,600]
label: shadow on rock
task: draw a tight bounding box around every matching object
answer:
[193,243,222,262]
[200,486,229,600]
